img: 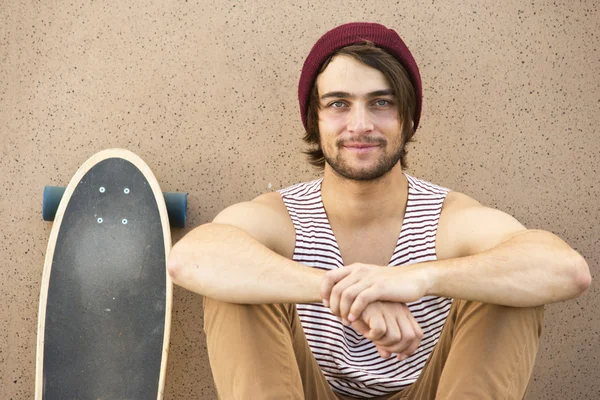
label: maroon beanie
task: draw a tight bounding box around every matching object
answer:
[298,22,422,133]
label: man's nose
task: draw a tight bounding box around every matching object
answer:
[347,104,374,133]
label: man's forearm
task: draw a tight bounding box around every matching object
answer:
[425,229,591,307]
[167,223,324,304]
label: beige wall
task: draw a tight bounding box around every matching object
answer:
[1,0,598,398]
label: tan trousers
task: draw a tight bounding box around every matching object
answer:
[203,298,544,400]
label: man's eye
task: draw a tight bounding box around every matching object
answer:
[375,99,390,107]
[330,101,345,108]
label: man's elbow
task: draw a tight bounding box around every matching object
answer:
[570,253,592,297]
[166,225,208,285]
[167,242,193,286]
[167,256,182,283]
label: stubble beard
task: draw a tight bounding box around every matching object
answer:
[321,136,404,181]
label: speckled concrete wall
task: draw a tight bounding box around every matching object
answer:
[1,0,598,398]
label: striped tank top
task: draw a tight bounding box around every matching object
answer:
[278,174,452,398]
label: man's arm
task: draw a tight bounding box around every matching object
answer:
[321,191,591,321]
[167,192,324,304]
[426,191,591,306]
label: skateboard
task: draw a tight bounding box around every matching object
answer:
[36,148,186,400]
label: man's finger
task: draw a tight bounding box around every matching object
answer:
[338,281,369,322]
[365,313,387,342]
[401,311,424,358]
[377,345,392,359]
[350,319,370,337]
[348,288,380,322]
[328,274,362,319]
[376,310,401,347]
[320,266,354,306]
[390,310,416,356]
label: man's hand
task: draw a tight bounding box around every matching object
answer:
[321,263,431,323]
[349,301,423,360]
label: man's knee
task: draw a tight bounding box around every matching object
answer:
[455,299,543,327]
[203,298,296,334]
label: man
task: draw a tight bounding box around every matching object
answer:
[167,22,591,399]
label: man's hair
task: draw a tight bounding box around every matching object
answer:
[303,42,417,170]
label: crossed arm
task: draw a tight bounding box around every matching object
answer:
[167,191,591,360]
[321,192,592,324]
[312,192,591,359]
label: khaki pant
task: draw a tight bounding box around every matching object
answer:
[203,297,544,400]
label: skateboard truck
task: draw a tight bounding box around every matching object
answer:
[42,185,187,228]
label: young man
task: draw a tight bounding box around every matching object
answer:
[167,23,591,399]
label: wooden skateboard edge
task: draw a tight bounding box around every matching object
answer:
[36,148,173,400]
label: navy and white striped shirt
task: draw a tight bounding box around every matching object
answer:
[279,174,452,398]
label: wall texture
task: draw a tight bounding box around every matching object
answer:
[1,0,598,398]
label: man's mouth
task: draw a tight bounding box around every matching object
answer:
[344,143,378,148]
[341,143,381,154]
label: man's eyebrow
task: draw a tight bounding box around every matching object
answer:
[368,89,394,97]
[320,91,352,100]
[319,89,394,100]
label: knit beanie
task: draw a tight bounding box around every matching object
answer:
[298,22,422,133]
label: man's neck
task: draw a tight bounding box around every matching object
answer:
[320,165,409,228]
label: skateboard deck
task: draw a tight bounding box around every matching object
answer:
[36,149,172,400]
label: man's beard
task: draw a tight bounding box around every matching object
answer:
[322,136,404,181]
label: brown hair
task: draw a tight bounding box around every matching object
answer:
[303,42,416,169]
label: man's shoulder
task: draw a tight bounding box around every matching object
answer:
[436,189,526,259]
[439,191,481,214]
[211,191,295,258]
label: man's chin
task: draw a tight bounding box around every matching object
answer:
[330,164,391,182]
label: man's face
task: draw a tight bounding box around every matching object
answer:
[316,55,405,181]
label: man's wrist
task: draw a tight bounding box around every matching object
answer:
[308,266,327,303]
[418,261,444,298]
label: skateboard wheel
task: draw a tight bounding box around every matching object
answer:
[164,192,187,228]
[42,186,67,221]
